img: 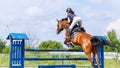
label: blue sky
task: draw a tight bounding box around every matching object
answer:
[0,0,120,47]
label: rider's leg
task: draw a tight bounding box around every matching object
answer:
[70,16,82,29]
[77,19,82,28]
[69,16,82,38]
[76,17,82,28]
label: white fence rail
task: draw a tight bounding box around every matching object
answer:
[50,52,120,60]
[0,52,120,59]
[104,52,120,60]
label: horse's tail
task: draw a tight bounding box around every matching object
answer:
[102,40,117,48]
[90,36,102,46]
[90,36,117,48]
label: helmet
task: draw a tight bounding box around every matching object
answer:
[66,8,73,12]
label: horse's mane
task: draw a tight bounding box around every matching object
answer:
[60,18,68,21]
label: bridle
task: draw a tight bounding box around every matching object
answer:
[57,19,70,34]
[58,20,70,29]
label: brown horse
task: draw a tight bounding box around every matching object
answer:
[56,18,116,68]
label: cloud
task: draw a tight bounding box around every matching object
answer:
[106,0,120,8]
[0,15,14,23]
[25,6,44,17]
[88,0,103,4]
[105,19,120,38]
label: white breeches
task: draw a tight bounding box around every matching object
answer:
[69,16,82,30]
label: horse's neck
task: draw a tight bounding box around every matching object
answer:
[65,29,69,37]
[65,25,70,37]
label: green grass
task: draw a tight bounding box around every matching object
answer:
[104,59,120,68]
[0,54,9,66]
[0,54,120,68]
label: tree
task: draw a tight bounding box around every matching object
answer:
[0,39,6,53]
[105,29,120,64]
[38,40,64,49]
[104,29,120,52]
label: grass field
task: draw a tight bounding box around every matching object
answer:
[0,54,120,68]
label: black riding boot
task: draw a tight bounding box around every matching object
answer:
[68,29,72,39]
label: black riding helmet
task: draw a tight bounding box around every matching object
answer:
[66,8,73,12]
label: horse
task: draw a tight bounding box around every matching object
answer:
[56,18,116,68]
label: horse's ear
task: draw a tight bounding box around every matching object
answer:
[56,19,59,22]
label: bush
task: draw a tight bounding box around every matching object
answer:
[2,46,10,54]
[0,39,6,53]
[38,40,64,49]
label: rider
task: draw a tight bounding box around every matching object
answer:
[66,8,82,39]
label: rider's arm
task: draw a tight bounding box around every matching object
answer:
[68,18,70,23]
[67,13,72,24]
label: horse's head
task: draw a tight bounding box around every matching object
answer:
[56,18,69,34]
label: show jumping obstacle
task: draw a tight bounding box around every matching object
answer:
[7,33,104,68]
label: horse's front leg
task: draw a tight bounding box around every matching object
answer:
[64,38,74,48]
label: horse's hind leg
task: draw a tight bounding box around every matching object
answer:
[82,44,94,68]
[83,45,94,68]
[85,52,94,68]
[93,46,100,68]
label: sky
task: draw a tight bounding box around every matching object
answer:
[0,0,120,47]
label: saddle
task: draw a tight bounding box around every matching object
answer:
[70,25,86,38]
